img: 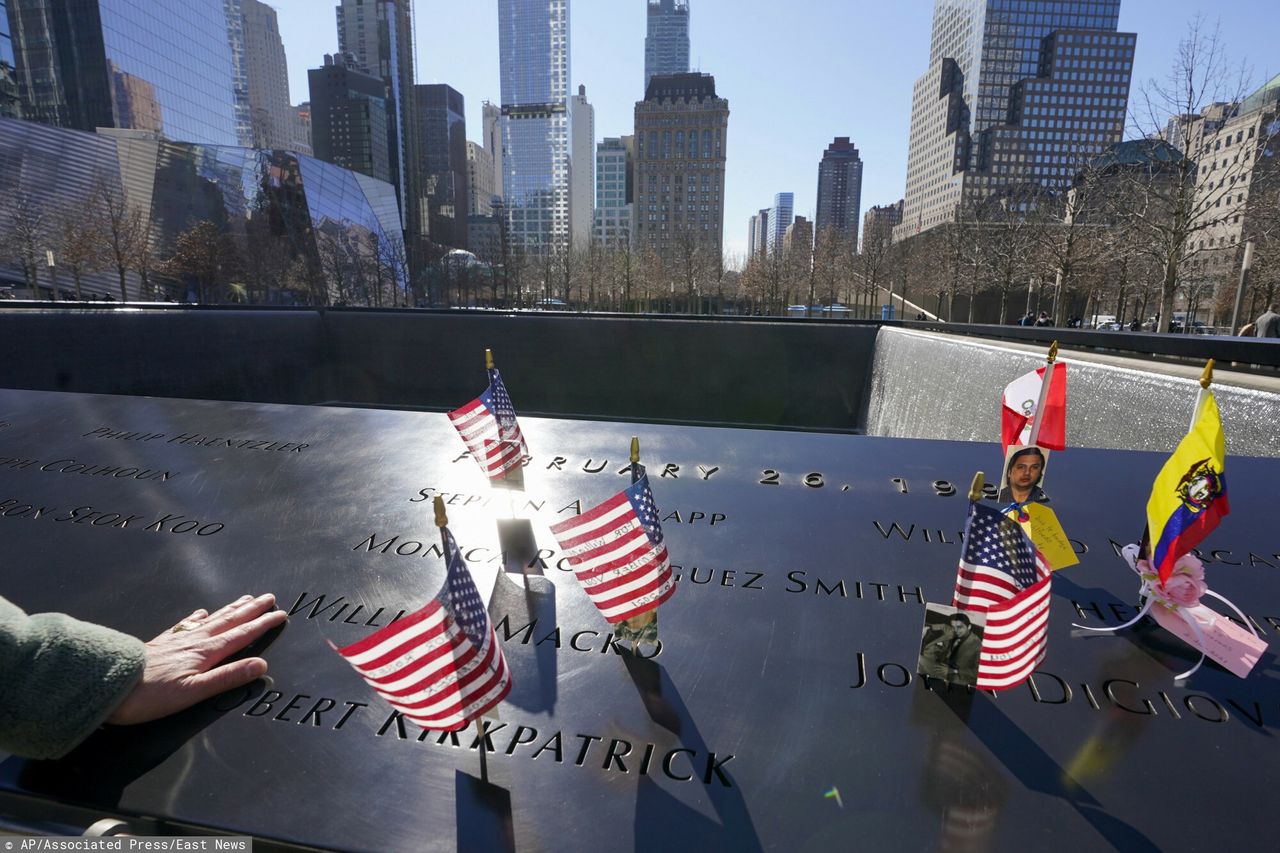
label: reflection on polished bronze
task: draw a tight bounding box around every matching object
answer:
[1,387,1279,850]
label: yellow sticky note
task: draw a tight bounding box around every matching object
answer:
[1023,503,1079,570]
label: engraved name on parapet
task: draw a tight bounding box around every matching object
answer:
[81,426,311,452]
[0,497,224,535]
[0,455,178,482]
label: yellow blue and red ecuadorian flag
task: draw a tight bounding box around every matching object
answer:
[1147,391,1229,587]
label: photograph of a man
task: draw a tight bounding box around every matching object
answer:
[917,604,985,687]
[997,444,1051,507]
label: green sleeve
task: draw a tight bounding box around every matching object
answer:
[0,595,146,760]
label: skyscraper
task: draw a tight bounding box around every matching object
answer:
[336,0,418,238]
[748,208,769,258]
[498,0,571,252]
[645,0,690,91]
[633,73,728,260]
[1188,77,1280,303]
[767,192,793,256]
[241,0,297,150]
[414,83,468,249]
[467,140,494,217]
[898,0,1135,239]
[482,100,503,203]
[309,53,391,184]
[815,137,864,249]
[5,0,240,145]
[0,0,18,118]
[294,102,312,153]
[783,216,813,264]
[224,0,253,146]
[862,200,904,252]
[594,136,634,248]
[570,84,595,247]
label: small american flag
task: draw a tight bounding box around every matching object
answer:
[333,527,511,731]
[549,467,676,624]
[952,502,1052,691]
[447,368,528,478]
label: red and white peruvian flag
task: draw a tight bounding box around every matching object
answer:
[1001,362,1066,454]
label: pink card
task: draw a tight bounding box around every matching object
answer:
[1150,603,1269,678]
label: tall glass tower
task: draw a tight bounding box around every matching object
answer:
[5,0,240,145]
[337,0,417,239]
[0,0,19,117]
[498,0,570,252]
[767,192,793,255]
[224,0,253,146]
[414,83,468,249]
[899,0,1135,238]
[644,0,690,91]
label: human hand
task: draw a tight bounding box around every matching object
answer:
[106,594,288,726]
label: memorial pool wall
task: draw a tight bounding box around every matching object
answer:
[0,305,1276,455]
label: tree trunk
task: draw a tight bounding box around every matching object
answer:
[1159,260,1179,333]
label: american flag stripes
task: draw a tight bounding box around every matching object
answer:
[333,527,511,731]
[549,468,676,624]
[447,368,528,478]
[952,502,1052,691]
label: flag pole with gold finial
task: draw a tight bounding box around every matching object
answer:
[1026,341,1058,447]
[949,472,987,605]
[437,494,492,782]
[485,348,494,371]
[617,435,657,653]
[968,471,985,503]
[1190,359,1214,433]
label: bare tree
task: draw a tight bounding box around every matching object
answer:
[857,224,892,318]
[380,233,411,308]
[315,228,358,306]
[931,215,976,322]
[165,220,242,304]
[636,247,666,313]
[812,228,849,308]
[910,228,952,320]
[1032,146,1111,324]
[94,181,150,302]
[0,193,47,296]
[985,189,1045,323]
[672,231,709,314]
[240,213,297,305]
[582,239,606,310]
[757,245,790,314]
[1243,183,1280,313]
[52,202,106,301]
[611,242,637,312]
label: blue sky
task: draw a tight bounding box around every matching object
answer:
[269,0,1276,257]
